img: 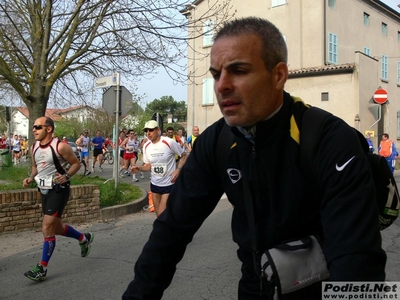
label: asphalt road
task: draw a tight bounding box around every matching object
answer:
[0,164,399,299]
[0,196,239,300]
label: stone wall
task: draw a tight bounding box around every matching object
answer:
[0,185,100,234]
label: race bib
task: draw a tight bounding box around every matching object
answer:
[151,163,167,177]
[34,174,54,189]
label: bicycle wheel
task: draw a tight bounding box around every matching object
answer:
[75,160,88,177]
[106,153,114,165]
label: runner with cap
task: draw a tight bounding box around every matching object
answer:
[130,120,188,216]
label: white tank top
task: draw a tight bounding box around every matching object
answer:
[126,138,137,153]
[13,139,21,151]
[80,136,90,152]
[33,138,67,177]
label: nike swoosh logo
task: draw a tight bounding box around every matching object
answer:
[336,156,355,171]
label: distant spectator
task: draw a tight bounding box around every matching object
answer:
[0,134,7,149]
[365,133,375,153]
[185,126,200,153]
[379,133,398,174]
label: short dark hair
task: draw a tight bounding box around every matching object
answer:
[43,116,55,133]
[167,127,174,132]
[214,17,287,72]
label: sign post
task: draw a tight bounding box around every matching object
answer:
[373,89,388,104]
[96,72,120,188]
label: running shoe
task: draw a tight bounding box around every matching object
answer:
[24,263,47,281]
[124,171,130,176]
[99,166,103,172]
[79,232,94,257]
[140,172,145,179]
[132,178,139,182]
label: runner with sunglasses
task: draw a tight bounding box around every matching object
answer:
[120,130,140,181]
[22,117,94,281]
[130,120,188,216]
[76,130,91,175]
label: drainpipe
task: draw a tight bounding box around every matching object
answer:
[323,0,327,65]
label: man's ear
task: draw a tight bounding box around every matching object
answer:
[274,62,288,90]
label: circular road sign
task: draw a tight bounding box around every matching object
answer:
[373,89,388,104]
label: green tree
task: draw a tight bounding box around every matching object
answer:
[54,108,114,140]
[0,1,232,146]
[145,96,187,122]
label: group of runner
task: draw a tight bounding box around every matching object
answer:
[0,133,28,164]
[74,128,144,181]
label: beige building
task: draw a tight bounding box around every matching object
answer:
[182,0,400,148]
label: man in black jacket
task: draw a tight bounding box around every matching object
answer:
[122,17,386,299]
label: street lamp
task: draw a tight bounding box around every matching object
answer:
[185,3,197,135]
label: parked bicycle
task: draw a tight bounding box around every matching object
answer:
[65,159,88,177]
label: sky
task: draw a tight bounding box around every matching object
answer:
[381,0,400,12]
[132,0,400,106]
[129,65,188,105]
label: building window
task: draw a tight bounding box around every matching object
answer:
[381,55,388,80]
[328,0,336,9]
[203,20,214,47]
[398,61,400,85]
[321,92,329,101]
[382,23,387,36]
[202,78,214,105]
[271,0,286,7]
[363,13,370,26]
[328,32,338,64]
[363,47,371,56]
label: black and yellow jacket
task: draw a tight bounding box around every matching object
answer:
[123,91,386,299]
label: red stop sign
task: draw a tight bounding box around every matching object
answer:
[373,89,388,104]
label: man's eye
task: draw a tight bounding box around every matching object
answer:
[212,73,220,80]
[234,69,247,75]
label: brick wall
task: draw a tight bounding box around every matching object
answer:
[0,185,100,234]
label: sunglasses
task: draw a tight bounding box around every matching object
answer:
[144,128,155,133]
[32,125,49,130]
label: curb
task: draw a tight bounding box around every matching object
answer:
[100,187,148,221]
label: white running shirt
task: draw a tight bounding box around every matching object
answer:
[80,136,90,152]
[143,136,184,187]
[125,138,137,153]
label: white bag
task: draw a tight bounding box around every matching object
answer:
[261,236,330,299]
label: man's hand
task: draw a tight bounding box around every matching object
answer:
[170,169,181,183]
[130,166,139,174]
[53,173,69,184]
[23,177,33,187]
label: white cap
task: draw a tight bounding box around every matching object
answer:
[143,120,159,130]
